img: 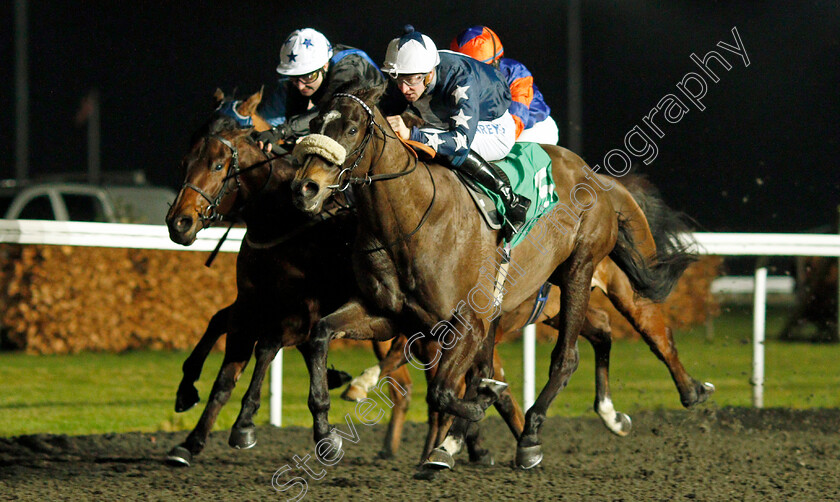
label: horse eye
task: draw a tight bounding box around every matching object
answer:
[214,163,224,171]
[348,127,358,135]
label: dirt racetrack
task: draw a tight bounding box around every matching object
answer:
[1,407,838,501]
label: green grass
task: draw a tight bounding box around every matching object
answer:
[1,306,838,437]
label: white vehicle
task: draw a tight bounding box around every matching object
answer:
[0,182,177,224]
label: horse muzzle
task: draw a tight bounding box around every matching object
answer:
[291,177,326,214]
[167,214,198,246]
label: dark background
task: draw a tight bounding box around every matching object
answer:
[1,1,837,233]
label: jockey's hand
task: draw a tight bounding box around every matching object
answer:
[252,124,293,153]
[386,115,410,140]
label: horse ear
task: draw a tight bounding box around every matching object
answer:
[237,88,264,117]
[213,88,225,104]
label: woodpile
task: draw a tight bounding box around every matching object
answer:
[0,244,721,354]
[0,244,237,354]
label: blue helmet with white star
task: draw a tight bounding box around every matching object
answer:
[276,28,334,76]
[382,25,440,77]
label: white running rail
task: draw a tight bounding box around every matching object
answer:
[3,220,840,417]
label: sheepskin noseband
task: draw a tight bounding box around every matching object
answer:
[293,134,347,166]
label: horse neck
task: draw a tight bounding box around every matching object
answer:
[352,109,434,237]
[233,148,306,236]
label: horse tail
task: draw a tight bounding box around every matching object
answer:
[609,175,698,302]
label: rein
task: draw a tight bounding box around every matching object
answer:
[327,93,437,253]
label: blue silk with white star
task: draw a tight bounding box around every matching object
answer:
[382,51,511,166]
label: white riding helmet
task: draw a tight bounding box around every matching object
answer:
[276,28,334,76]
[381,25,440,77]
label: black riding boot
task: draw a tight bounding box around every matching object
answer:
[455,151,531,239]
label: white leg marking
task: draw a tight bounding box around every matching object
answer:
[350,365,381,392]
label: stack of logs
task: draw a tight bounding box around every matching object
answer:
[0,244,237,354]
[0,244,721,354]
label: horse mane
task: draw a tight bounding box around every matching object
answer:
[189,113,240,147]
[331,81,388,106]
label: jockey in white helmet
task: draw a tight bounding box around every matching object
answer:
[380,25,530,238]
[218,28,384,149]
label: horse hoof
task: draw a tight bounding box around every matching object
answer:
[341,385,367,403]
[229,426,257,450]
[165,445,192,467]
[174,385,200,413]
[316,432,343,463]
[609,412,633,437]
[477,378,509,399]
[423,447,455,470]
[683,381,716,408]
[515,444,543,470]
[413,466,441,481]
[327,368,353,390]
[377,449,395,460]
[469,450,495,466]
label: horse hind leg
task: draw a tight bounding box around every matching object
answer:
[606,263,714,408]
[378,363,413,459]
[175,304,232,413]
[516,252,591,469]
[166,330,254,467]
[579,306,632,436]
[228,336,282,450]
[342,336,408,402]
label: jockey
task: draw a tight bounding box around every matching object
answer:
[380,26,531,237]
[451,25,559,145]
[218,28,384,148]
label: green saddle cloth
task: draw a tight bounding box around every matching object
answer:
[476,142,559,248]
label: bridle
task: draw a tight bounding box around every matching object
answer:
[181,133,278,226]
[324,92,437,252]
[328,93,421,191]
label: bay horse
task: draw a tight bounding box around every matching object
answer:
[163,90,416,466]
[291,85,708,469]
[344,174,714,442]
[163,90,531,467]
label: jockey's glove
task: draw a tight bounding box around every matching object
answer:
[252,123,294,146]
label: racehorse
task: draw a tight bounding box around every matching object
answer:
[163,90,416,465]
[290,85,709,469]
[163,90,534,467]
[343,174,714,442]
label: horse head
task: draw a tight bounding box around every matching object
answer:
[291,85,387,214]
[166,88,283,245]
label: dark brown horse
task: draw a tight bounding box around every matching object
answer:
[290,85,707,469]
[163,90,415,466]
[164,90,537,468]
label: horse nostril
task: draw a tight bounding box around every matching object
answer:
[174,215,193,233]
[302,180,320,198]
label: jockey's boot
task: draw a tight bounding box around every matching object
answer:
[455,150,531,240]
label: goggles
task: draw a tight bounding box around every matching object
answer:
[391,73,428,87]
[289,69,324,85]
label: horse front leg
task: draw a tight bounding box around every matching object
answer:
[228,336,283,449]
[516,254,592,469]
[175,304,232,413]
[425,310,498,424]
[301,298,398,461]
[166,329,254,466]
